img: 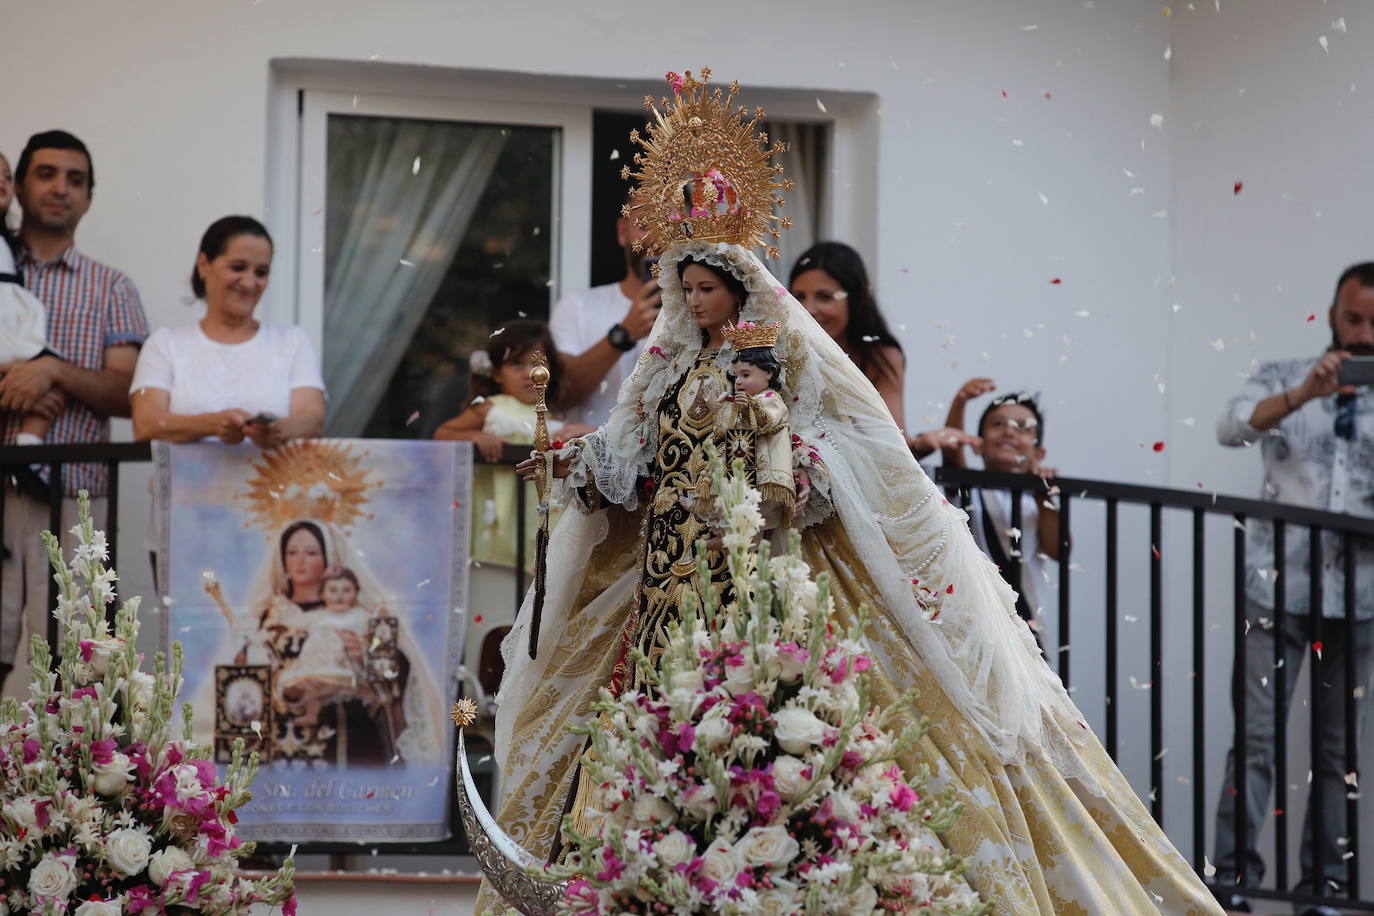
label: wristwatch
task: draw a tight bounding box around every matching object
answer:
[607,323,634,352]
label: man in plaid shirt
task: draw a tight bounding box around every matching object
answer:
[0,131,148,696]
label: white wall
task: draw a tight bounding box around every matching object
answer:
[9,0,1372,900]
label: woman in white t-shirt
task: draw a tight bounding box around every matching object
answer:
[130,216,325,445]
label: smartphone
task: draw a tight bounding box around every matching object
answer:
[641,256,661,286]
[1338,356,1374,387]
[246,412,278,425]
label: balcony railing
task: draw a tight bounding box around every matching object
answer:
[937,465,1374,912]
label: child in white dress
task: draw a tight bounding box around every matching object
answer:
[434,320,594,568]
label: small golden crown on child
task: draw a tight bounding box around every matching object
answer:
[723,320,781,351]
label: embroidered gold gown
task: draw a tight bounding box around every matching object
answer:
[473,348,1223,916]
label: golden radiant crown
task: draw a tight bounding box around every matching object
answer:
[241,440,380,533]
[622,68,794,259]
[722,320,781,351]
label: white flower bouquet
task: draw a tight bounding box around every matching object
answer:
[548,453,989,915]
[0,494,295,915]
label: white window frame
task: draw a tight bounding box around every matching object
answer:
[266,66,871,353]
[276,89,591,350]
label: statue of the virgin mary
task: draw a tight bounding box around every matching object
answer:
[476,70,1222,915]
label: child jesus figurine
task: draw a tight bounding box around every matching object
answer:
[721,321,795,526]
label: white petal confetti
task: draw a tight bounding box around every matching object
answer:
[1149,113,1164,129]
[1038,191,1050,206]
[1164,44,1173,61]
[609,149,620,160]
[1319,35,1330,53]
[1074,310,1091,318]
[1333,17,1347,34]
[411,156,421,175]
[816,98,828,113]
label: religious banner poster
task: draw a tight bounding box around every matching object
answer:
[153,439,470,843]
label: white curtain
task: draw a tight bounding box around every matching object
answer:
[769,121,824,278]
[323,118,508,435]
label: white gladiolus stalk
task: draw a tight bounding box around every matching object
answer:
[540,448,988,916]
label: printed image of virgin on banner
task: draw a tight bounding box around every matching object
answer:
[153,439,470,843]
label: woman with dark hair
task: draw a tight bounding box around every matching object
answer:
[790,241,975,459]
[130,215,325,448]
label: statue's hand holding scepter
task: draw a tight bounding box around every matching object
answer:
[527,350,552,659]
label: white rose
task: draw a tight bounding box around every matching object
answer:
[695,714,732,752]
[701,837,741,885]
[106,827,152,876]
[129,671,155,710]
[632,794,677,826]
[148,846,195,886]
[92,752,133,796]
[773,705,828,754]
[756,888,798,915]
[774,649,807,683]
[829,789,862,824]
[681,785,719,823]
[735,825,800,871]
[28,852,77,901]
[771,755,809,801]
[8,797,39,831]
[75,900,123,916]
[723,653,756,696]
[653,829,695,868]
[87,639,121,676]
[673,667,704,693]
[844,881,879,914]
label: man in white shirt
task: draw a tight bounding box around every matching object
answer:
[551,212,661,427]
[1211,263,1374,916]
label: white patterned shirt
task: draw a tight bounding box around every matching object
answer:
[1218,356,1374,619]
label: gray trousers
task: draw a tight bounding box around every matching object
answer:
[1213,605,1374,892]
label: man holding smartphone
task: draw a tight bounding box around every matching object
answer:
[1211,262,1374,915]
[550,205,662,428]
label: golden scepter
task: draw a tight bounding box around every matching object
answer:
[527,349,552,659]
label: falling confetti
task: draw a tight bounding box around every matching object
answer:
[1233,180,1243,195]
[816,98,828,113]
[1307,314,1317,322]
[405,410,421,426]
[412,156,422,175]
[1021,24,1039,31]
[1319,35,1330,53]
[416,578,431,590]
[1074,310,1091,318]
[1001,90,1009,100]
[1042,90,1052,100]
[1050,277,1062,285]
[1164,44,1173,62]
[1149,113,1164,129]
[1333,17,1347,34]
[1038,192,1050,206]
[609,149,620,160]
[399,258,416,268]
[1314,640,1324,659]
[1152,441,1166,452]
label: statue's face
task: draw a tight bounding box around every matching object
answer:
[681,263,740,334]
[732,361,769,396]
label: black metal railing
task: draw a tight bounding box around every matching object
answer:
[938,466,1374,911]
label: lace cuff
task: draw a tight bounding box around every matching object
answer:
[554,440,604,515]
[790,433,834,528]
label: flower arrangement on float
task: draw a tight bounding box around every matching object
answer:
[543,451,989,916]
[0,494,296,915]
